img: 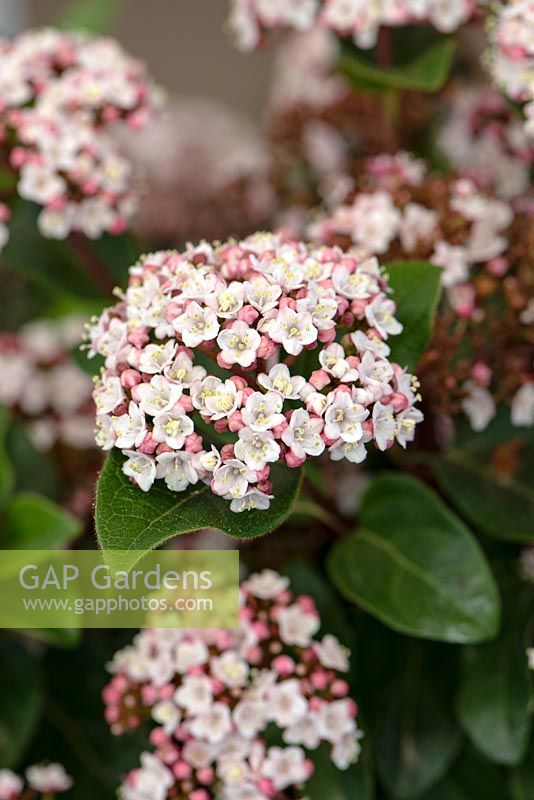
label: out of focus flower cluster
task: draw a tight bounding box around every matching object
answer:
[0,763,72,800]
[488,0,534,139]
[0,315,94,451]
[88,232,423,511]
[104,569,362,800]
[307,152,534,431]
[438,85,534,199]
[120,99,275,247]
[228,0,478,51]
[0,28,160,244]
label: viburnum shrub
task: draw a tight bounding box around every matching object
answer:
[487,0,534,139]
[0,763,72,799]
[0,27,160,244]
[228,0,478,51]
[308,152,534,431]
[103,569,362,800]
[87,232,423,511]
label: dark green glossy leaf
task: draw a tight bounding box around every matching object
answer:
[96,449,303,571]
[328,474,500,643]
[0,406,14,510]
[0,640,42,766]
[386,261,442,371]
[1,492,82,549]
[510,745,534,800]
[5,421,58,499]
[339,32,455,93]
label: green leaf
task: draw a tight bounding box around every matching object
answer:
[386,261,442,371]
[5,421,58,499]
[433,415,534,542]
[3,201,104,302]
[57,0,122,33]
[0,406,15,510]
[510,745,534,800]
[339,31,456,93]
[328,473,500,643]
[371,643,462,798]
[0,640,42,766]
[1,492,82,549]
[456,584,532,765]
[96,449,303,572]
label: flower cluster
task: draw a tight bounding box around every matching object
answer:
[0,28,160,240]
[103,569,362,800]
[0,316,95,452]
[88,232,423,511]
[0,763,72,799]
[438,85,534,199]
[487,0,534,138]
[228,0,478,51]
[307,152,534,431]
[119,99,275,247]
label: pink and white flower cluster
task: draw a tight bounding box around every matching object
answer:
[308,153,513,314]
[488,0,534,138]
[88,233,423,511]
[0,28,160,239]
[0,763,72,799]
[438,85,534,199]
[228,0,478,51]
[0,316,94,451]
[103,569,362,800]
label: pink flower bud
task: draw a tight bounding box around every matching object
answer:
[318,327,336,344]
[184,433,203,453]
[237,304,260,324]
[227,410,244,431]
[221,444,235,461]
[272,655,295,676]
[285,450,306,468]
[310,369,331,390]
[230,375,247,390]
[172,762,192,780]
[177,395,193,412]
[196,768,215,786]
[138,432,158,454]
[471,361,492,386]
[121,369,141,388]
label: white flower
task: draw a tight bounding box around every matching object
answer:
[297,286,338,329]
[173,301,220,347]
[365,296,402,338]
[325,392,368,443]
[95,413,116,450]
[189,702,233,744]
[316,699,356,743]
[511,383,534,427]
[37,205,74,239]
[139,341,177,374]
[261,746,310,791]
[26,763,73,793]
[268,680,308,727]
[233,699,268,738]
[282,408,325,458]
[174,675,213,714]
[283,712,322,749]
[242,391,285,432]
[396,407,424,448]
[152,407,194,448]
[174,639,209,673]
[245,569,289,599]
[207,281,244,318]
[122,451,156,492]
[314,634,349,672]
[155,451,198,492]
[0,770,23,800]
[230,489,273,512]
[217,321,261,367]
[350,193,401,253]
[329,438,367,463]
[204,378,242,420]
[319,343,358,382]
[351,330,390,358]
[278,604,320,647]
[211,651,249,688]
[332,260,379,299]
[269,307,317,355]
[461,381,496,432]
[372,402,396,450]
[121,753,173,800]
[400,203,438,251]
[136,375,182,416]
[243,277,282,312]
[151,700,181,734]
[257,363,306,399]
[212,459,257,499]
[431,241,470,288]
[111,402,146,449]
[94,375,125,414]
[234,427,280,469]
[164,352,206,387]
[18,163,66,204]
[332,732,363,770]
